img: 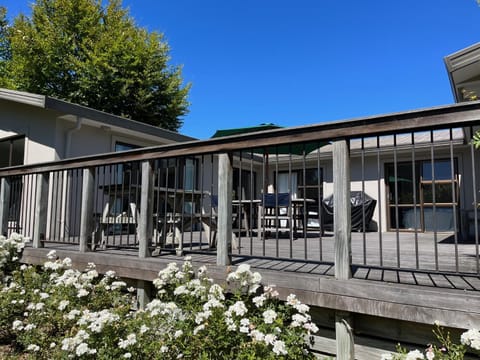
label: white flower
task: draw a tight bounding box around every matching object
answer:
[252,294,266,308]
[294,303,310,314]
[76,342,90,356]
[75,342,97,357]
[239,318,250,333]
[272,340,287,355]
[111,281,127,290]
[303,322,319,333]
[62,257,72,267]
[27,344,40,352]
[65,309,81,320]
[406,349,425,360]
[105,270,116,278]
[209,284,225,300]
[460,328,480,350]
[203,298,223,311]
[123,353,132,358]
[140,325,149,334]
[174,330,183,338]
[264,285,279,298]
[194,324,205,335]
[77,288,89,298]
[46,250,57,260]
[174,285,189,296]
[160,345,168,353]
[263,309,277,324]
[291,313,309,327]
[58,300,70,311]
[50,342,56,349]
[250,329,265,342]
[198,265,208,277]
[225,316,236,331]
[228,301,248,317]
[118,333,137,349]
[12,320,23,331]
[24,323,36,331]
[264,333,277,345]
[195,310,212,324]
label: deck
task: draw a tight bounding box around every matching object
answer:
[21,230,480,329]
[4,103,480,358]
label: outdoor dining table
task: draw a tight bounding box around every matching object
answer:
[232,199,261,236]
[291,198,316,237]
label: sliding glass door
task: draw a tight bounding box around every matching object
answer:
[386,159,458,232]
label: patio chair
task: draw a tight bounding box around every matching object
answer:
[257,192,293,239]
[98,202,139,248]
[200,194,239,249]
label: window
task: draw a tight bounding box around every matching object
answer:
[155,157,199,190]
[114,142,141,186]
[276,168,323,203]
[0,135,25,168]
[233,168,257,200]
[386,159,458,232]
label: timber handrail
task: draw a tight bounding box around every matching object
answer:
[1,100,480,177]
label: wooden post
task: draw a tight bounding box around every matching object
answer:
[79,168,95,253]
[333,140,354,360]
[336,311,355,359]
[217,153,233,266]
[333,140,351,279]
[136,279,152,310]
[33,173,49,248]
[0,177,10,237]
[139,160,153,258]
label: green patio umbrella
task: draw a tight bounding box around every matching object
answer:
[211,123,321,155]
[212,124,326,192]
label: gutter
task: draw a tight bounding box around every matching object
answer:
[64,116,83,158]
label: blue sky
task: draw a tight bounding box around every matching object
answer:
[2,1,480,139]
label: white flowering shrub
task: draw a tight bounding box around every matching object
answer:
[0,233,30,341]
[0,241,318,359]
[0,232,29,281]
[0,233,479,360]
[382,323,480,360]
[2,250,134,359]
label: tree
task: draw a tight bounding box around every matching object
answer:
[0,0,190,131]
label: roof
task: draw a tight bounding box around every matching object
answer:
[211,123,282,138]
[444,42,480,103]
[0,88,196,143]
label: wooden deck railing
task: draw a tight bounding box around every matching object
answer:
[3,102,480,359]
[1,101,480,278]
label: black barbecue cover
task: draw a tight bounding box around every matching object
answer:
[322,191,376,231]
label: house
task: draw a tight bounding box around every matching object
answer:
[1,45,480,359]
[0,87,196,167]
[0,87,197,240]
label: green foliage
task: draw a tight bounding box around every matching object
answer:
[383,323,479,360]
[472,131,480,149]
[0,0,190,131]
